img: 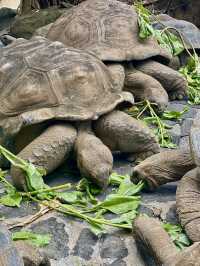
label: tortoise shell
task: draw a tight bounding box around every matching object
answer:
[0,36,129,145]
[47,0,171,62]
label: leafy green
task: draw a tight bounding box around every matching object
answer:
[0,190,22,207]
[0,145,144,235]
[109,173,128,186]
[135,2,184,56]
[0,145,46,191]
[76,178,100,204]
[135,2,154,39]
[117,178,144,196]
[180,55,200,105]
[88,221,106,236]
[162,223,191,250]
[96,195,140,215]
[127,101,185,148]
[110,210,137,226]
[57,191,85,204]
[162,106,188,121]
[87,175,143,217]
[12,231,51,247]
[154,29,184,56]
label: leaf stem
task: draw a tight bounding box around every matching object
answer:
[21,183,72,196]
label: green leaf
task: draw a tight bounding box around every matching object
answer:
[57,191,84,204]
[97,195,140,214]
[0,192,22,207]
[12,231,51,247]
[180,56,200,105]
[117,178,144,196]
[162,107,188,121]
[109,173,128,186]
[25,163,46,191]
[76,178,99,204]
[88,221,106,236]
[0,145,46,191]
[110,210,137,226]
[162,223,191,250]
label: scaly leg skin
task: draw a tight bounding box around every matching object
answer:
[11,123,77,191]
[134,216,200,266]
[135,59,188,100]
[93,110,160,160]
[176,168,200,242]
[132,148,195,190]
[75,122,113,189]
[124,67,168,112]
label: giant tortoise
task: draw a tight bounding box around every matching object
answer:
[132,111,200,243]
[47,0,188,111]
[0,36,159,190]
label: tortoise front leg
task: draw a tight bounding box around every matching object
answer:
[135,59,188,100]
[93,110,160,160]
[124,67,169,112]
[134,216,200,266]
[75,122,113,189]
[11,123,77,190]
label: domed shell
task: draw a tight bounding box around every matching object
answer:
[47,0,171,62]
[153,14,200,51]
[0,36,130,143]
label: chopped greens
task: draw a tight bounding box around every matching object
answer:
[179,55,200,105]
[0,146,144,235]
[0,145,46,191]
[127,100,187,148]
[135,2,184,56]
[162,223,191,250]
[12,231,51,247]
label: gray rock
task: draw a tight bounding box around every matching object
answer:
[179,136,190,150]
[168,124,181,145]
[100,234,128,260]
[181,118,193,136]
[30,217,70,259]
[10,8,70,39]
[0,7,16,31]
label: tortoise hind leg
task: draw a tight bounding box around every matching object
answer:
[124,67,169,112]
[11,123,77,191]
[135,59,188,100]
[134,216,200,266]
[93,110,160,160]
[75,122,113,189]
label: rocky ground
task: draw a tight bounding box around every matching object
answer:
[0,100,199,266]
[0,1,200,265]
